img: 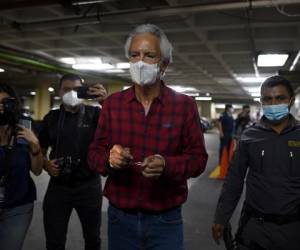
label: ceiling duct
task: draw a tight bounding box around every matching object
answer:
[7,0,300,31]
[71,0,113,5]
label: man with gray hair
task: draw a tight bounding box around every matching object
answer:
[88,24,208,250]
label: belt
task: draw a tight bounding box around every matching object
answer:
[244,203,300,225]
[111,204,180,216]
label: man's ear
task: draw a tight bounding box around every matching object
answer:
[289,96,295,109]
[159,61,169,74]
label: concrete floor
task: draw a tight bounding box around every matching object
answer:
[23,131,243,250]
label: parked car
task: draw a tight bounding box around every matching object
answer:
[200,117,213,132]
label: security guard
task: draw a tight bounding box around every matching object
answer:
[212,75,300,250]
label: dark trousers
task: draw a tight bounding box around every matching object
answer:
[219,135,232,163]
[43,178,102,250]
[238,217,300,250]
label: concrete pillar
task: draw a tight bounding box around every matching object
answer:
[33,82,51,120]
[197,101,212,118]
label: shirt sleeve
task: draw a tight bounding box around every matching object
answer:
[88,100,110,176]
[162,99,208,182]
[213,140,249,225]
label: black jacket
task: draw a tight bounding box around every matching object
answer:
[39,104,100,186]
[214,115,300,225]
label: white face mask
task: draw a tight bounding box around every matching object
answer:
[62,90,82,107]
[129,61,163,86]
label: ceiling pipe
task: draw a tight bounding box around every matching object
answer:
[8,0,300,31]
[0,50,128,82]
[0,0,65,11]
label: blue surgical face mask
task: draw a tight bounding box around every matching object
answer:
[262,103,289,121]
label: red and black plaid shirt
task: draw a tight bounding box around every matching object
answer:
[88,83,208,212]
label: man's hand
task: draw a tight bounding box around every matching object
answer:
[212,223,225,245]
[141,154,165,178]
[88,83,107,104]
[109,145,133,169]
[44,159,60,177]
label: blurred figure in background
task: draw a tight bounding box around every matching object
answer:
[217,104,235,162]
[0,83,43,250]
[235,105,253,140]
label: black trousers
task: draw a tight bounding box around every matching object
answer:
[238,217,300,250]
[43,177,102,250]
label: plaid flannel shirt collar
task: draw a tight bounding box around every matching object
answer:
[124,81,169,106]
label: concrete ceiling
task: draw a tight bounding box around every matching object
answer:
[1,0,300,102]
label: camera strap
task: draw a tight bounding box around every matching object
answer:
[54,106,66,159]
[53,105,85,162]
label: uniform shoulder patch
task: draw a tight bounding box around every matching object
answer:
[288,140,300,147]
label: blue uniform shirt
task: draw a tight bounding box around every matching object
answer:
[219,112,235,136]
[0,139,36,208]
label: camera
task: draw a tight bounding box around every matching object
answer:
[55,156,81,180]
[77,86,98,99]
[2,98,18,114]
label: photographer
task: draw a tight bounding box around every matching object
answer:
[0,83,43,250]
[39,74,107,250]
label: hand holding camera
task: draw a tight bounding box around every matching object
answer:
[16,124,39,149]
[77,83,107,104]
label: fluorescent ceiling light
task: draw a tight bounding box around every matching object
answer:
[48,87,54,92]
[289,51,300,71]
[72,0,107,5]
[30,91,36,96]
[0,68,5,72]
[72,63,114,71]
[253,98,260,102]
[116,63,130,69]
[54,96,61,100]
[206,93,210,96]
[60,57,76,65]
[257,54,289,67]
[105,69,125,73]
[215,104,225,109]
[244,87,261,93]
[232,105,243,109]
[237,77,266,83]
[169,85,198,93]
[251,93,261,97]
[185,93,199,97]
[195,97,212,101]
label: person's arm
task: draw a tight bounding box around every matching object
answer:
[16,125,43,176]
[38,113,61,177]
[161,99,208,182]
[217,116,224,138]
[212,139,249,244]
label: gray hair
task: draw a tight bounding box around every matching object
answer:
[124,24,173,63]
